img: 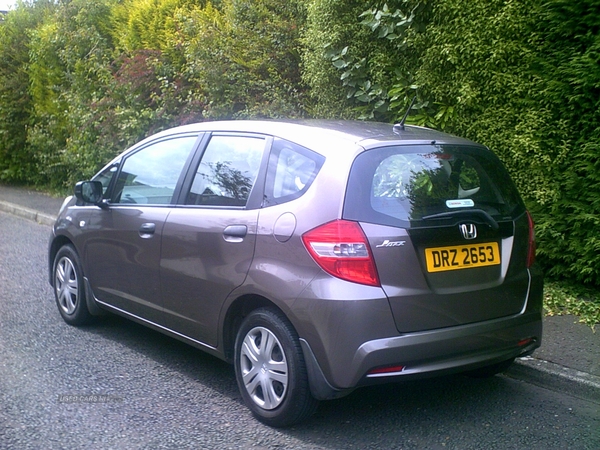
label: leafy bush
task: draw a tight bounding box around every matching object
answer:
[412,0,600,286]
[0,1,56,184]
[179,0,307,119]
[302,0,371,118]
[308,0,600,287]
[24,0,119,188]
[530,0,600,285]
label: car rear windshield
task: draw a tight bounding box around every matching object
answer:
[343,144,524,228]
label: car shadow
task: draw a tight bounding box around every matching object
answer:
[81,313,239,398]
[80,313,536,448]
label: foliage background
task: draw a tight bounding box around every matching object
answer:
[0,0,599,290]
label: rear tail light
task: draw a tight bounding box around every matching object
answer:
[526,211,536,268]
[302,220,381,287]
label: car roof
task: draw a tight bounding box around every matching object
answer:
[133,120,480,157]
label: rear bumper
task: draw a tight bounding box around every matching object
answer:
[302,310,542,400]
[296,263,544,400]
[356,311,541,382]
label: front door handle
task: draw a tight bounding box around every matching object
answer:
[139,223,156,236]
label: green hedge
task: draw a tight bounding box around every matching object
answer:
[0,0,598,286]
[0,1,53,183]
[302,0,600,286]
[415,0,600,285]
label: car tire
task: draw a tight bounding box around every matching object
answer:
[52,245,93,326]
[234,308,318,427]
[465,357,515,378]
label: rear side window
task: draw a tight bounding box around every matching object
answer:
[263,138,324,206]
[344,145,524,228]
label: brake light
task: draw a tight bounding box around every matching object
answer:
[302,220,381,287]
[526,211,536,268]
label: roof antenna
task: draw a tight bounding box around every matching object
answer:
[393,95,417,132]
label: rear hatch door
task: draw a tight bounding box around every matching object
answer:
[344,144,531,333]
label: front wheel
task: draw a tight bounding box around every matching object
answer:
[234,308,318,427]
[52,245,93,326]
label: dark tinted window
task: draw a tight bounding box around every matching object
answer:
[263,138,324,206]
[344,145,524,227]
[186,135,265,207]
[112,136,197,205]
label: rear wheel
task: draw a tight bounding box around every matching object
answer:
[465,358,515,378]
[234,308,318,427]
[52,245,93,326]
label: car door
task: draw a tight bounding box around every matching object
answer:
[82,134,199,324]
[160,133,269,347]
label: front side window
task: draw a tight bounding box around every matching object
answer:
[112,136,197,205]
[186,135,265,207]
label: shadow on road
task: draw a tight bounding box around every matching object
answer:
[70,312,597,450]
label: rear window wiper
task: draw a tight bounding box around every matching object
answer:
[422,209,499,230]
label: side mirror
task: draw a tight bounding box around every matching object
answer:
[74,181,106,207]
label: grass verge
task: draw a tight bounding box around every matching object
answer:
[544,280,600,331]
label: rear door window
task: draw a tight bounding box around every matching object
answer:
[344,145,524,228]
[185,135,265,207]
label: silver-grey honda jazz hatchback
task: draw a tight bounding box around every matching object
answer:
[48,120,543,427]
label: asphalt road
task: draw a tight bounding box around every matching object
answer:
[1,210,599,449]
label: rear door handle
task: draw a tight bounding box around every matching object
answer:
[223,225,247,242]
